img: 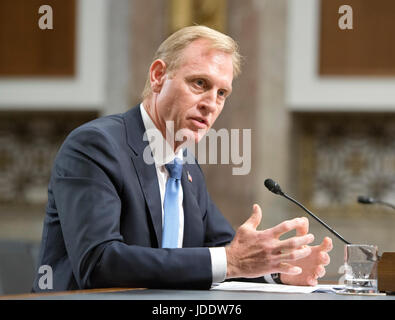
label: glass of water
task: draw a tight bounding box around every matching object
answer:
[343,244,379,293]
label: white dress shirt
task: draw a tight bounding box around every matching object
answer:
[139,103,227,283]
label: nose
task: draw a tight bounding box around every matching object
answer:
[198,89,217,115]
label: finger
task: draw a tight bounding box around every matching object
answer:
[315,265,326,278]
[295,217,309,237]
[276,245,312,262]
[276,262,302,275]
[271,217,308,238]
[318,251,330,266]
[320,237,333,252]
[242,204,262,230]
[307,276,318,286]
[277,234,314,251]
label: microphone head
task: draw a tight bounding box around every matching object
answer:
[357,195,375,204]
[264,178,283,195]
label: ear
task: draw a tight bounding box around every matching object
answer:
[149,59,167,94]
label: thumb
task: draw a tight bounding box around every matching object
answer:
[243,204,262,230]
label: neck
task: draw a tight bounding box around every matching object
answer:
[142,98,179,152]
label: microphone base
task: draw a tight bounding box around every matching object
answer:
[378,252,395,294]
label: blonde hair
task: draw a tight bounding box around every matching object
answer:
[141,25,241,100]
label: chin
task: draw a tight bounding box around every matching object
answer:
[175,128,197,146]
[190,127,209,143]
[194,131,207,143]
[175,126,209,147]
[188,131,204,146]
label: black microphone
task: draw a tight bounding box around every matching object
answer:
[358,195,395,210]
[264,178,351,245]
[357,195,375,204]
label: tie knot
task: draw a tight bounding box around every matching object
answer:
[165,158,183,180]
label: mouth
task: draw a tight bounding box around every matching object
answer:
[189,116,209,129]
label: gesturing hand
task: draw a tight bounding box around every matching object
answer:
[280,237,333,286]
[225,204,315,279]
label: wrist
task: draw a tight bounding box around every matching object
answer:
[225,246,239,279]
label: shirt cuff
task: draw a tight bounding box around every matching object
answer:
[263,274,276,284]
[209,247,227,283]
[264,273,282,284]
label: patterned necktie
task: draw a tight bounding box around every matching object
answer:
[162,157,183,248]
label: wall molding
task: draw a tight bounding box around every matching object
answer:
[286,0,395,111]
[0,0,108,110]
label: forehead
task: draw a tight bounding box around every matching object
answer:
[176,39,234,84]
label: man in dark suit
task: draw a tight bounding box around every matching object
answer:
[32,26,332,292]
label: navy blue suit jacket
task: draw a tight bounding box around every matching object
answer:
[32,105,235,292]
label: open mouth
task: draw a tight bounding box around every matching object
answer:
[189,117,208,128]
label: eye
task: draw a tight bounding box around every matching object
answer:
[195,79,205,87]
[218,89,226,98]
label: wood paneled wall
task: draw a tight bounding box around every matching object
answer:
[319,0,395,76]
[0,0,76,76]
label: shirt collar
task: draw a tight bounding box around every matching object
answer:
[139,103,183,167]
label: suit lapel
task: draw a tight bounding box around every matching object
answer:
[124,105,163,247]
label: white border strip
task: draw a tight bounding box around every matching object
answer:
[286,0,395,111]
[0,0,107,110]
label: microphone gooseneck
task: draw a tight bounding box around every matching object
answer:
[264,178,351,245]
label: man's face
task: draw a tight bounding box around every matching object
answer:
[151,39,234,146]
